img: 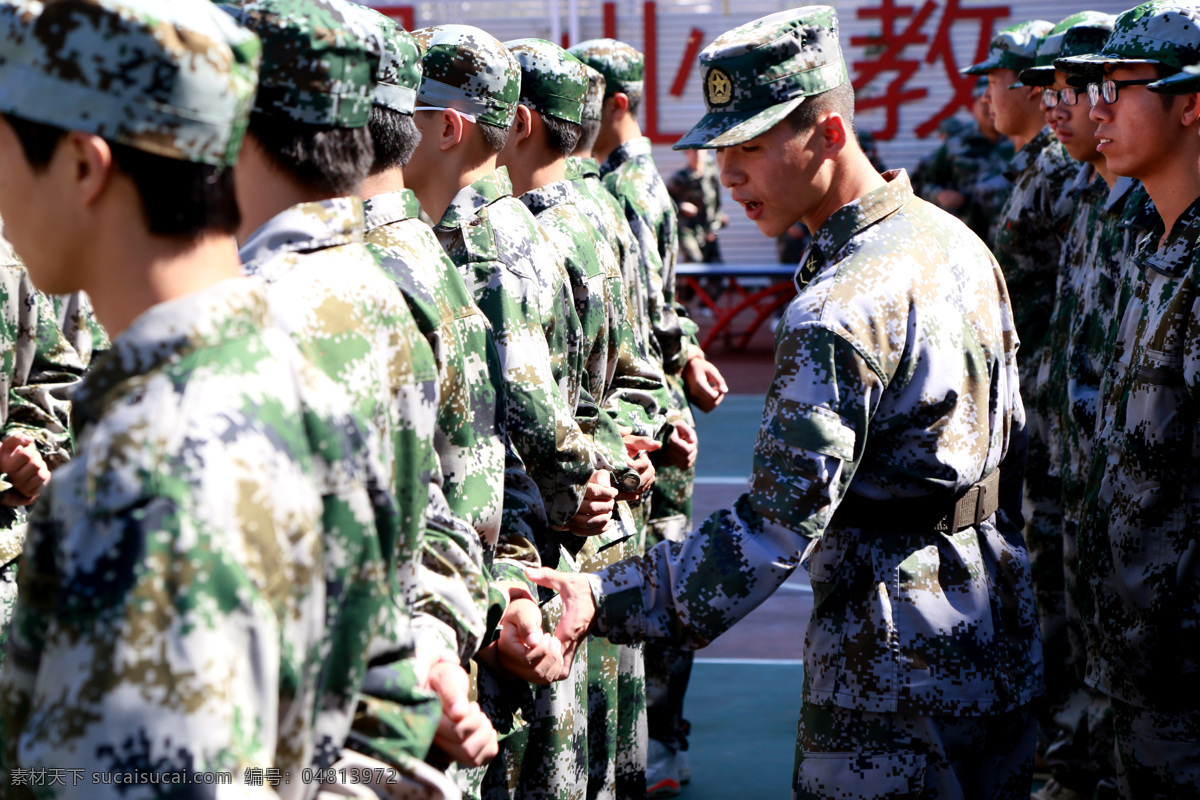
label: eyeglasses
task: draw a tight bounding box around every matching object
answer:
[1086,78,1156,106]
[1042,87,1080,108]
[413,106,478,123]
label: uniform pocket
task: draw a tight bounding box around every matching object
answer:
[793,749,925,799]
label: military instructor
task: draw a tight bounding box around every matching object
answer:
[530,7,1043,799]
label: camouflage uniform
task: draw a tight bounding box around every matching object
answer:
[911,121,1015,244]
[48,293,109,367]
[0,2,359,796]
[593,10,1041,798]
[667,154,723,264]
[0,235,83,664]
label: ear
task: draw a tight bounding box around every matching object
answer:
[1024,85,1042,104]
[511,104,533,145]
[1179,92,1200,127]
[440,109,466,151]
[821,111,849,158]
[611,92,630,120]
[62,131,114,208]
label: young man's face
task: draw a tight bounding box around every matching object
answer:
[0,116,72,293]
[986,69,1036,137]
[716,117,823,238]
[1050,71,1103,165]
[1089,63,1177,179]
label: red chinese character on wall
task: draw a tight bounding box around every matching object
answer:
[852,0,1011,140]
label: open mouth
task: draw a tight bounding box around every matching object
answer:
[740,199,763,219]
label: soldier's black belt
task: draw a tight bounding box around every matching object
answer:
[830,470,1000,533]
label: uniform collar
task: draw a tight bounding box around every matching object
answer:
[566,155,601,181]
[519,179,578,216]
[239,197,365,275]
[72,277,270,435]
[600,136,652,177]
[796,169,914,292]
[1103,176,1138,216]
[1004,126,1055,182]
[435,167,513,231]
[363,188,422,233]
[1138,193,1200,278]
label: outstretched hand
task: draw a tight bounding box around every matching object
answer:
[426,660,499,767]
[525,567,597,681]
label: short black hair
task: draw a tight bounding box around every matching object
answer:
[478,119,511,152]
[6,114,240,237]
[624,89,642,116]
[248,112,374,196]
[367,106,421,174]
[786,82,857,140]
[575,116,601,155]
[537,111,581,157]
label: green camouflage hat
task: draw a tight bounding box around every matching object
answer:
[568,38,644,97]
[1018,12,1115,87]
[341,2,421,114]
[505,38,588,125]
[961,20,1054,75]
[1149,59,1200,92]
[1056,2,1200,73]
[671,6,850,151]
[0,0,260,168]
[221,0,379,128]
[581,64,606,122]
[412,25,519,128]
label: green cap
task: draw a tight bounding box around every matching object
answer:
[0,0,260,168]
[413,24,520,128]
[671,7,850,151]
[341,2,421,115]
[1018,12,1116,87]
[221,0,380,128]
[505,38,588,125]
[581,64,606,122]
[1056,2,1200,73]
[1150,60,1200,92]
[569,38,644,97]
[961,20,1054,75]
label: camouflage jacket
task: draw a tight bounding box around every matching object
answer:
[592,171,1042,716]
[993,126,1076,391]
[240,199,476,765]
[434,168,607,531]
[667,157,723,264]
[912,123,1015,244]
[600,137,700,375]
[1036,170,1139,501]
[49,292,109,368]
[0,278,332,799]
[1079,195,1200,710]
[0,239,83,545]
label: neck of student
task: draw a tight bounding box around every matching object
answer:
[87,231,243,339]
[234,142,335,244]
[1091,157,1116,189]
[801,149,888,235]
[359,166,405,201]
[422,157,498,225]
[1009,123,1042,154]
[1144,159,1200,242]
[593,115,642,165]
[514,157,566,197]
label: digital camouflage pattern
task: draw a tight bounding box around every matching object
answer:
[569,38,644,97]
[413,25,520,129]
[591,172,1041,720]
[506,39,589,125]
[1078,195,1200,717]
[911,120,1015,243]
[0,0,259,167]
[239,199,481,775]
[222,0,379,128]
[1111,699,1200,796]
[1017,11,1115,87]
[670,7,850,151]
[0,278,338,799]
[341,2,420,114]
[579,64,605,122]
[962,19,1055,75]
[0,236,84,665]
[49,293,109,368]
[1056,1,1200,72]
[668,153,724,264]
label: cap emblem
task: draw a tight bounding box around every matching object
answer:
[706,68,733,106]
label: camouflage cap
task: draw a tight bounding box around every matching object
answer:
[504,38,588,124]
[1056,2,1200,74]
[581,64,606,121]
[221,0,380,128]
[340,2,421,114]
[412,25,519,128]
[568,38,644,97]
[961,20,1054,75]
[671,6,850,151]
[0,0,259,168]
[1148,59,1200,92]
[1018,12,1116,87]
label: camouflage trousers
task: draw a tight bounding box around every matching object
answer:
[0,558,15,668]
[794,702,1037,800]
[1112,700,1200,798]
[581,503,646,800]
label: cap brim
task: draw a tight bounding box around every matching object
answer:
[960,54,1005,75]
[1055,52,1158,71]
[1017,65,1055,87]
[1149,68,1200,94]
[673,96,804,150]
